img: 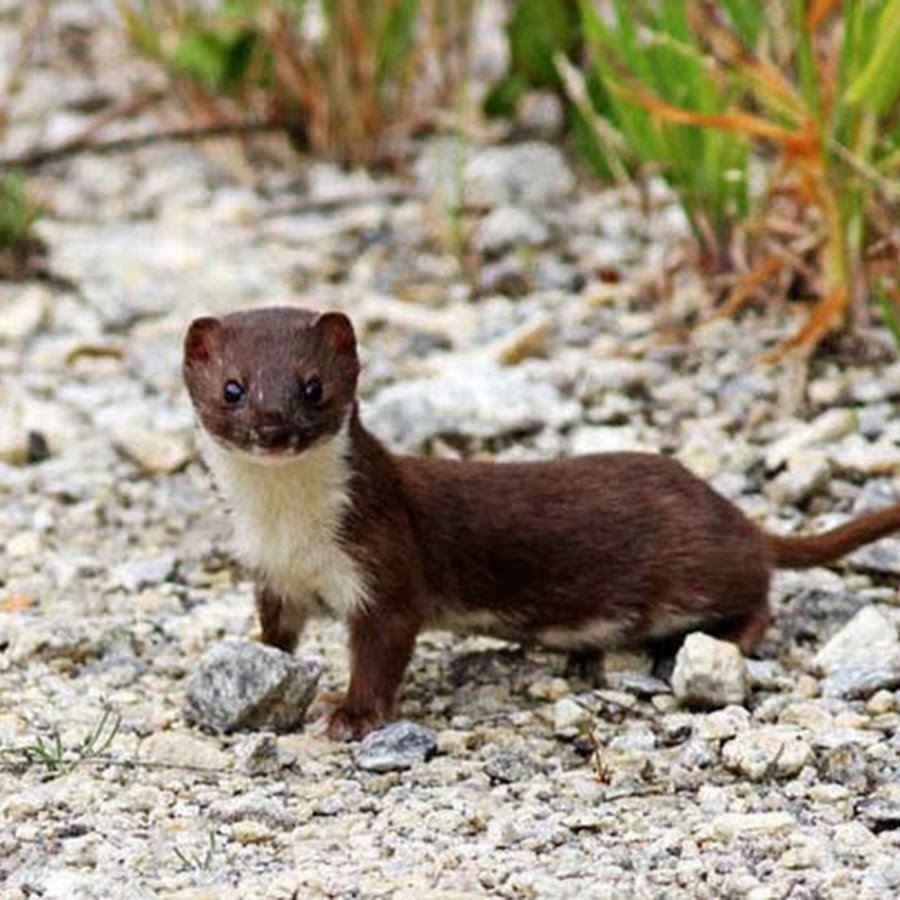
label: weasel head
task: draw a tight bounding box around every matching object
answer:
[183,306,359,460]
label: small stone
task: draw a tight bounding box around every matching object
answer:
[570,426,645,456]
[464,142,575,208]
[354,721,437,772]
[184,638,321,733]
[517,90,564,138]
[366,365,580,450]
[765,450,830,505]
[604,671,670,698]
[814,606,900,698]
[856,784,900,830]
[832,821,877,855]
[0,285,49,342]
[478,256,530,297]
[821,665,900,700]
[111,555,177,592]
[234,732,285,776]
[815,607,899,672]
[866,689,896,715]
[695,705,751,742]
[832,436,900,475]
[765,408,856,471]
[660,713,694,745]
[140,731,229,771]
[778,700,834,733]
[526,677,572,701]
[484,750,541,784]
[819,744,867,789]
[671,633,747,709]
[722,727,813,781]
[553,697,592,738]
[473,206,548,255]
[710,812,795,840]
[232,820,274,845]
[112,425,193,475]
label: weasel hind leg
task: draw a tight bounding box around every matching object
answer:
[709,605,772,655]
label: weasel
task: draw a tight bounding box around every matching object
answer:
[183,306,900,739]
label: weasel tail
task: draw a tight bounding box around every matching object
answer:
[768,504,900,569]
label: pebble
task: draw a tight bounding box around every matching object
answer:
[695,705,751,742]
[112,424,193,475]
[365,364,580,449]
[855,785,900,830]
[721,727,813,781]
[473,205,548,255]
[765,408,856,470]
[111,555,177,592]
[233,732,287,776]
[464,142,576,208]
[484,750,542,784]
[671,633,748,709]
[553,697,592,738]
[354,721,438,772]
[183,639,321,733]
[710,812,796,840]
[139,731,230,771]
[814,606,900,698]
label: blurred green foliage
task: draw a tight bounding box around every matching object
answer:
[0,170,41,249]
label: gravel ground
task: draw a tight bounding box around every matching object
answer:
[2,4,900,898]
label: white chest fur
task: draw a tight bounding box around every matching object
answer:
[198,426,368,618]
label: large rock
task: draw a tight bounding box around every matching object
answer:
[184,639,321,733]
[671,633,747,709]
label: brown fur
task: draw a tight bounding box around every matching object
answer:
[184,307,900,739]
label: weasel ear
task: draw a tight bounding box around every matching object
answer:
[184,316,221,365]
[314,311,356,357]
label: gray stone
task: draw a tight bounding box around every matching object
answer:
[695,705,751,742]
[354,721,437,772]
[365,365,580,450]
[553,697,592,738]
[111,424,193,475]
[464,143,575,208]
[722,727,813,781]
[766,450,830,505]
[140,731,229,771]
[484,750,542,784]
[111,555,177,592]
[814,607,900,683]
[671,633,747,709]
[856,785,900,830]
[710,812,796,840]
[183,639,321,733]
[821,665,900,700]
[473,206,548,255]
[234,732,288,776]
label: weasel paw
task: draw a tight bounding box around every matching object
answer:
[326,706,384,741]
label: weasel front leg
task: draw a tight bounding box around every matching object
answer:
[327,607,422,741]
[255,583,310,653]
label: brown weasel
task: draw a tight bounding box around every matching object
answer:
[183,306,900,739]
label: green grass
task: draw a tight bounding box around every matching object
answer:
[565,0,899,353]
[0,170,41,249]
[1,706,121,778]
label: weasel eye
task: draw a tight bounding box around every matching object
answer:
[223,380,245,404]
[303,377,323,405]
